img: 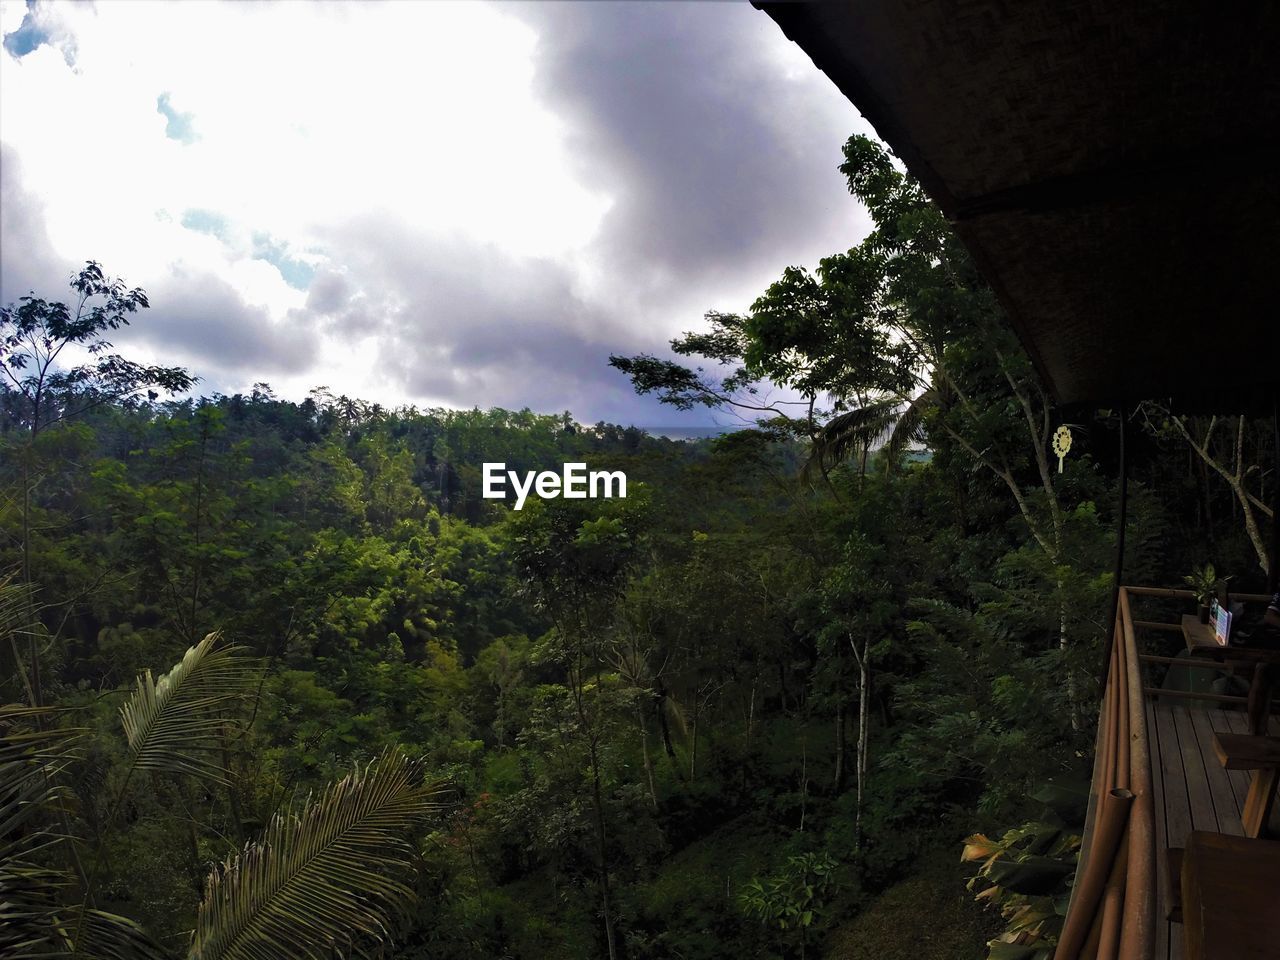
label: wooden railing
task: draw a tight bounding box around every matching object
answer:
[1056,586,1156,959]
[1055,585,1272,959]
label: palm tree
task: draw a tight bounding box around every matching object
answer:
[1,704,167,960]
[2,617,445,960]
[2,574,165,959]
[802,389,940,483]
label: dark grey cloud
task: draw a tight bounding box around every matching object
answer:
[509,2,871,299]
[284,2,873,424]
[2,145,314,382]
[113,266,319,378]
[0,143,74,306]
[306,218,656,422]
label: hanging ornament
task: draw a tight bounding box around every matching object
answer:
[1052,425,1073,473]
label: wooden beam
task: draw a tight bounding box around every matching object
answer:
[1134,620,1183,633]
[1144,688,1246,705]
[1213,734,1280,771]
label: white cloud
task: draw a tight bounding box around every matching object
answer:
[1,0,870,422]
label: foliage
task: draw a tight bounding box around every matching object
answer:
[0,706,168,960]
[2,131,1257,957]
[119,632,254,785]
[960,782,1086,960]
[1,261,194,434]
[191,751,445,960]
[823,848,1002,960]
[740,851,840,958]
[1182,562,1226,606]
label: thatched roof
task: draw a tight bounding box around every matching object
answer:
[757,1,1280,411]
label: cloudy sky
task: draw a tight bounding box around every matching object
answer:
[1,0,873,426]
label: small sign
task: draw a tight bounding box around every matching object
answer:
[1052,426,1073,473]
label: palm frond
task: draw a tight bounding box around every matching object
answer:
[68,910,171,960]
[1,576,38,702]
[802,391,938,483]
[0,575,33,633]
[119,632,254,785]
[881,389,937,467]
[802,398,902,484]
[0,705,165,960]
[190,750,445,960]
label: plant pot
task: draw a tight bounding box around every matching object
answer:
[1199,604,1210,624]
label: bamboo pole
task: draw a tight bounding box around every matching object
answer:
[1118,588,1156,960]
[1094,826,1131,960]
[1056,789,1135,960]
[1132,620,1182,633]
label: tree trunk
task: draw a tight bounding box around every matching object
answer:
[655,682,677,760]
[1171,413,1272,576]
[799,733,808,832]
[856,658,868,847]
[833,697,846,792]
[586,736,617,960]
[637,704,658,810]
[689,706,698,782]
[848,635,871,849]
[1058,578,1079,731]
[570,649,618,960]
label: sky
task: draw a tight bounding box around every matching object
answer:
[0,0,874,427]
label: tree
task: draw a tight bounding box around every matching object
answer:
[613,135,1089,709]
[508,495,649,960]
[1141,406,1274,578]
[1,262,195,706]
[1,262,194,440]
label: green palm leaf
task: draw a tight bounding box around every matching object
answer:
[1,575,39,703]
[119,632,253,785]
[881,389,936,466]
[802,390,936,482]
[1,705,166,960]
[189,750,445,960]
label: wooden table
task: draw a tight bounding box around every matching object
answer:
[1180,829,1280,959]
[1182,614,1226,653]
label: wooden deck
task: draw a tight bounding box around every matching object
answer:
[1146,699,1280,960]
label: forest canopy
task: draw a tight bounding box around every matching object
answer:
[3,136,1275,960]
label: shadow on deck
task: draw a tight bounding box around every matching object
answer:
[1147,700,1280,959]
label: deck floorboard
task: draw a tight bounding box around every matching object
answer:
[1147,700,1173,960]
[1147,700,1259,960]
[1207,709,1253,815]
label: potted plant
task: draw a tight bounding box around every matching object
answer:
[1184,563,1222,623]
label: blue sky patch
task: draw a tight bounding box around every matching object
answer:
[157,93,198,144]
[180,208,230,242]
[3,3,50,59]
[252,234,316,291]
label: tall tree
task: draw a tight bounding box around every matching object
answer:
[1,262,194,706]
[612,135,1087,706]
[508,495,649,960]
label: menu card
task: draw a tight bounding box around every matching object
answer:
[1214,604,1232,645]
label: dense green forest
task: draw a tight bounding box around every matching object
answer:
[4,137,1275,960]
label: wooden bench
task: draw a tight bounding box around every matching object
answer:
[1212,733,1280,838]
[1180,830,1280,959]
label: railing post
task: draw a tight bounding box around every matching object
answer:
[1101,402,1129,684]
